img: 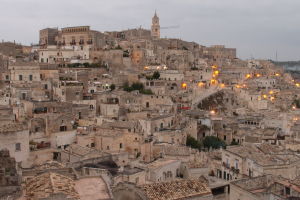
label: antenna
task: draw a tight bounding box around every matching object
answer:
[275,50,278,61]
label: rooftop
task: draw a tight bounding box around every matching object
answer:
[140,178,212,200]
[225,143,300,166]
[25,172,79,200]
[0,123,27,134]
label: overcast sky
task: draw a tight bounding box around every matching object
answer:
[0,0,299,61]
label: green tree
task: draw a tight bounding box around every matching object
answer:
[110,84,116,91]
[123,82,131,92]
[152,71,160,79]
[293,99,300,108]
[186,135,202,150]
[131,82,144,91]
[83,62,90,67]
[140,89,153,95]
[203,136,226,149]
[123,82,153,95]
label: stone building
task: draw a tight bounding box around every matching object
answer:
[39,28,59,46]
[219,143,300,181]
[230,175,300,200]
[0,123,29,167]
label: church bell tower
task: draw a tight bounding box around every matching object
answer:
[151,11,160,39]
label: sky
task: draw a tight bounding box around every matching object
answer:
[0,0,300,61]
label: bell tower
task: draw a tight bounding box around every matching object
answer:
[151,11,160,39]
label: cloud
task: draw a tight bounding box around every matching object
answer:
[0,0,299,60]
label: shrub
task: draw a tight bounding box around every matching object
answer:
[203,136,226,149]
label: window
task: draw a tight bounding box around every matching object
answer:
[119,143,123,149]
[285,187,291,195]
[235,160,239,169]
[91,143,95,148]
[44,84,48,90]
[29,75,33,81]
[106,146,110,150]
[35,127,40,132]
[15,143,21,151]
[89,105,94,110]
[60,126,67,132]
[19,75,23,81]
[5,75,9,80]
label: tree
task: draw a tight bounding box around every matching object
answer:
[123,82,131,92]
[122,82,153,95]
[152,71,160,79]
[186,135,202,150]
[110,84,116,91]
[83,62,90,67]
[131,82,144,91]
[203,136,226,150]
[140,89,153,95]
[115,45,122,50]
[293,99,300,108]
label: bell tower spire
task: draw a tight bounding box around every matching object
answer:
[151,10,160,39]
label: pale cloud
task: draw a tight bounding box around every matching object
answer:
[0,0,299,60]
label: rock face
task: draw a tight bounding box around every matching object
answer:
[0,149,21,198]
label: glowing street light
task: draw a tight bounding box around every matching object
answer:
[214,70,219,76]
[198,82,204,87]
[210,79,217,84]
[181,83,187,89]
[245,74,251,79]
